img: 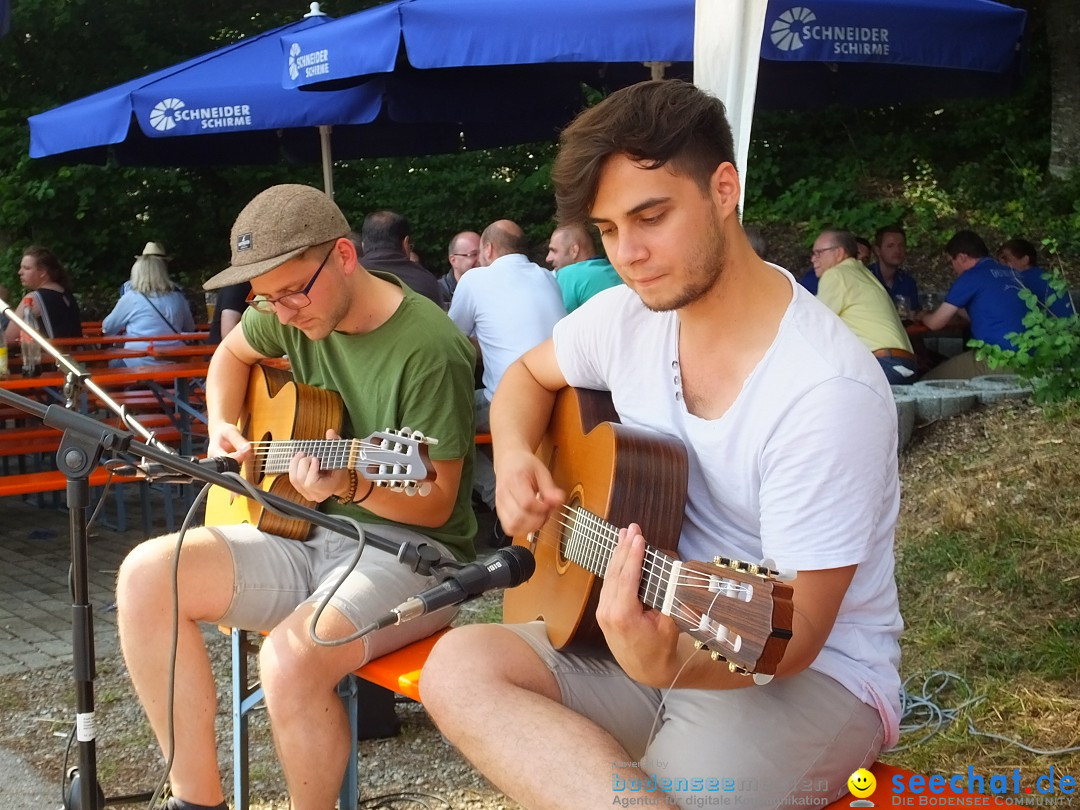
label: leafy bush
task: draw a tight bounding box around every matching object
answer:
[970,272,1080,402]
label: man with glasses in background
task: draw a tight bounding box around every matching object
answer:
[440,230,481,306]
[812,228,918,384]
[115,184,477,810]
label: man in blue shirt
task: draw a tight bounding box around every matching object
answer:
[921,230,1039,380]
[998,237,1076,318]
[868,225,921,314]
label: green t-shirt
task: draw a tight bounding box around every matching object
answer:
[241,272,477,561]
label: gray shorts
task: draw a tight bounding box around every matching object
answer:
[210,522,458,665]
[504,621,884,808]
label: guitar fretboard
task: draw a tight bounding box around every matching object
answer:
[257,439,360,474]
[562,506,679,611]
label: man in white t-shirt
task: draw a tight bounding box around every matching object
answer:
[448,220,566,508]
[423,80,902,808]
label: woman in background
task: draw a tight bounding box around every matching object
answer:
[4,246,82,343]
[102,244,195,366]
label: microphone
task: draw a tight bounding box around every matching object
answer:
[381,546,535,626]
[110,455,241,483]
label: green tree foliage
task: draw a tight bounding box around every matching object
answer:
[970,273,1080,403]
[2,0,1077,322]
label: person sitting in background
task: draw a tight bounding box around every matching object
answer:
[449,219,566,510]
[855,236,873,266]
[545,223,595,272]
[868,225,921,314]
[998,238,1075,317]
[207,281,251,344]
[360,210,446,307]
[4,245,82,343]
[0,283,9,332]
[921,230,1067,380]
[440,230,481,306]
[813,229,918,384]
[102,245,195,365]
[547,224,622,313]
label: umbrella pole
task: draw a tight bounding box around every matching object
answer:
[319,124,334,198]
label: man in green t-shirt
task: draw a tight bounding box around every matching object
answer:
[115,184,477,810]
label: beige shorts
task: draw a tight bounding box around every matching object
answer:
[504,621,885,808]
[210,523,457,665]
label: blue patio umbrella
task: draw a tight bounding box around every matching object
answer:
[282,0,1026,106]
[25,8,507,194]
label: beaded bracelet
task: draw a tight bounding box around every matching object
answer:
[334,469,359,505]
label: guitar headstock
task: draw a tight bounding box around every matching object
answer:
[357,428,438,495]
[671,558,794,676]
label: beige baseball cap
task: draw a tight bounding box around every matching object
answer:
[203,184,349,290]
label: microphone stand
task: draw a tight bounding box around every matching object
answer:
[0,310,453,809]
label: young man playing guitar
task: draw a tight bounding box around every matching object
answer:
[421,81,903,808]
[116,184,477,810]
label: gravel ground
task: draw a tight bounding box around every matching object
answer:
[0,595,522,810]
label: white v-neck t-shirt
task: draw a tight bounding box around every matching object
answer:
[552,269,903,747]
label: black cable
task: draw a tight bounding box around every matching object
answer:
[145,480,214,810]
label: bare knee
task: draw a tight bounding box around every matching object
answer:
[420,624,557,717]
[116,530,231,623]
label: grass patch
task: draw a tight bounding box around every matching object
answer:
[889,401,1080,777]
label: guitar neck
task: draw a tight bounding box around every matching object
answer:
[258,439,360,475]
[563,507,677,611]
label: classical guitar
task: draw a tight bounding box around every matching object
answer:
[502,387,794,677]
[205,364,437,541]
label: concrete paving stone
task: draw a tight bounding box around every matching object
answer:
[0,662,28,676]
[32,640,75,659]
[12,650,58,669]
[0,638,36,655]
[8,592,58,611]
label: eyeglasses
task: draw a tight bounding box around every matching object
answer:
[250,245,335,314]
[811,245,842,258]
[450,251,479,259]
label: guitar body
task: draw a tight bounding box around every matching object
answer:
[503,388,689,650]
[205,364,343,540]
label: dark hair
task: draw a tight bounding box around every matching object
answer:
[874,225,906,246]
[23,245,73,290]
[1000,237,1038,266]
[855,236,872,254]
[945,230,989,259]
[552,80,736,226]
[361,210,410,253]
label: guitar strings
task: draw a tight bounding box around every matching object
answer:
[245,439,417,472]
[519,503,751,655]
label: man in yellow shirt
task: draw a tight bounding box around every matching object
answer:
[812,229,917,384]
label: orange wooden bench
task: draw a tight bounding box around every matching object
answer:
[227,623,983,810]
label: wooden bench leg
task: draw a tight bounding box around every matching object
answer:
[230,627,262,810]
[338,676,359,809]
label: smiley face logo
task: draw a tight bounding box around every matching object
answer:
[848,768,877,799]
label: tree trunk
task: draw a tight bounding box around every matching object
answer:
[1047,0,1080,179]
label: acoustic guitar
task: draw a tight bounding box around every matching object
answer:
[205,364,437,541]
[502,387,794,677]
